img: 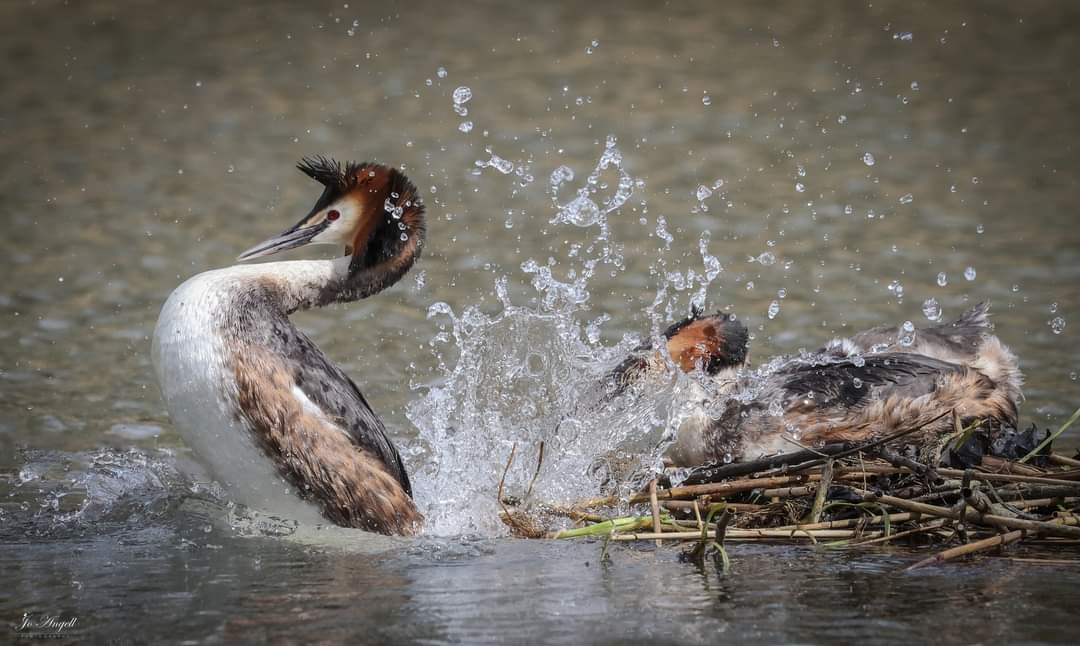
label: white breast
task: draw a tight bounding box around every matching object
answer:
[151,264,330,525]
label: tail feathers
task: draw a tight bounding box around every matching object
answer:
[946,301,991,331]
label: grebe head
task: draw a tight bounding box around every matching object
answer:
[663,310,749,374]
[238,156,426,269]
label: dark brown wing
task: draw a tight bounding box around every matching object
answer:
[282,328,413,497]
[777,353,964,410]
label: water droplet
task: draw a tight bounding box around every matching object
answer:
[458,121,473,133]
[895,31,913,41]
[1050,302,1058,314]
[400,233,409,241]
[437,66,448,78]
[898,320,916,347]
[475,149,514,175]
[550,165,575,188]
[558,195,601,227]
[862,152,876,166]
[795,182,806,193]
[887,280,904,298]
[910,81,920,91]
[695,185,713,201]
[936,272,948,287]
[702,94,712,106]
[838,114,848,124]
[452,86,472,105]
[976,223,985,234]
[898,193,913,204]
[964,266,977,281]
[852,377,863,389]
[1049,317,1066,335]
[767,300,780,320]
[777,288,787,299]
[922,297,942,322]
[754,251,777,266]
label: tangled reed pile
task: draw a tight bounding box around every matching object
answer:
[500,409,1080,570]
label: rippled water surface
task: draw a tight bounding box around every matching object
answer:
[3,0,1080,643]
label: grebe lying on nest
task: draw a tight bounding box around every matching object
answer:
[615,303,1022,467]
[153,157,425,535]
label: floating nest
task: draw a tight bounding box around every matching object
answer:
[499,409,1080,570]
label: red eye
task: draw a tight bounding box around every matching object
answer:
[326,210,340,221]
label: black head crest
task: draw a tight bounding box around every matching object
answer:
[297,156,355,193]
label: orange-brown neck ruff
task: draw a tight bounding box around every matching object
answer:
[664,312,748,374]
[231,345,422,535]
[315,164,426,307]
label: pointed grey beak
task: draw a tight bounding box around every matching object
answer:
[237,220,330,261]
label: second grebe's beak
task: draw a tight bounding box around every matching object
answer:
[237,217,331,261]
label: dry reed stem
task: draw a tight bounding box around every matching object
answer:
[862,492,1080,539]
[608,528,883,542]
[906,529,1026,571]
[809,460,835,524]
[1049,453,1080,468]
[648,479,663,547]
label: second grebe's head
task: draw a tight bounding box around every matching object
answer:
[663,310,749,375]
[238,156,425,268]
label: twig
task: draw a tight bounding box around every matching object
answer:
[523,441,545,503]
[571,474,808,509]
[845,520,949,547]
[762,486,814,498]
[809,460,835,524]
[660,501,763,513]
[906,528,1026,571]
[678,443,853,486]
[859,491,1080,539]
[877,447,939,481]
[649,479,663,547]
[934,469,1080,488]
[1049,453,1080,468]
[774,511,919,532]
[497,443,542,538]
[607,528,883,541]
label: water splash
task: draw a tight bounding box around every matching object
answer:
[4,448,194,538]
[549,135,638,228]
[407,137,722,536]
[407,277,680,536]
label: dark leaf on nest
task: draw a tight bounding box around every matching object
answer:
[990,424,1052,466]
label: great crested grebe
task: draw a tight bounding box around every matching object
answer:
[152,157,425,535]
[635,303,1022,466]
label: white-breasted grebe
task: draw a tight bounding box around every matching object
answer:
[614,303,1022,466]
[152,157,425,535]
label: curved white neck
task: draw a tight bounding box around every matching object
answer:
[212,256,351,314]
